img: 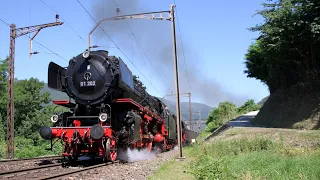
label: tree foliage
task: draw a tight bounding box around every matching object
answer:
[0,58,54,139]
[0,57,66,159]
[0,114,4,142]
[244,0,320,93]
[0,58,8,120]
[207,102,238,125]
[14,78,51,136]
[205,99,259,132]
[238,99,260,114]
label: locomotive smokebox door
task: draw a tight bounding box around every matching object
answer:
[65,51,115,105]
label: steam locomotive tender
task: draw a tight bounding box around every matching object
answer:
[39,50,186,162]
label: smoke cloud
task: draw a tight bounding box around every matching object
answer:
[91,0,249,107]
[117,148,156,162]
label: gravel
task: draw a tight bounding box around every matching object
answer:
[62,149,178,180]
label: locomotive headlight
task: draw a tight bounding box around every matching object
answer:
[99,113,108,122]
[50,115,59,123]
[82,50,91,59]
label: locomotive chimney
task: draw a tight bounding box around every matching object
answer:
[104,50,109,57]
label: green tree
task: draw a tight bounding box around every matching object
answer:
[0,114,4,141]
[244,0,320,93]
[205,101,238,132]
[238,99,259,114]
[14,78,51,137]
[0,58,8,119]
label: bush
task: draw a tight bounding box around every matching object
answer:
[14,137,62,159]
[204,99,260,132]
[0,113,4,141]
[0,136,63,160]
[0,140,5,159]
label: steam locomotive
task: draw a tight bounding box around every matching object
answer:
[39,50,195,162]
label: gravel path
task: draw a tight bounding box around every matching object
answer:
[61,149,178,180]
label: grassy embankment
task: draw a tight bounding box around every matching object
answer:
[148,127,320,180]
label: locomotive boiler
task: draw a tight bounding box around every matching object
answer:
[39,50,184,162]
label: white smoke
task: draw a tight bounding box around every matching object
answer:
[117,148,156,162]
[173,145,178,150]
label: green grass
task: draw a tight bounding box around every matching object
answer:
[148,128,320,180]
[0,137,62,160]
[148,147,197,180]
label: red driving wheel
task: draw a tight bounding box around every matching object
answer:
[104,138,117,162]
[109,138,117,162]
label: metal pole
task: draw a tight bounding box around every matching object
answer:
[170,4,183,159]
[188,93,192,139]
[5,17,63,159]
[199,111,201,133]
[7,24,16,159]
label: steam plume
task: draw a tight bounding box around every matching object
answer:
[117,148,156,162]
[91,0,250,107]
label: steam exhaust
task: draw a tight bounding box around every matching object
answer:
[117,148,156,162]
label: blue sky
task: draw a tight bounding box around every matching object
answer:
[0,0,270,107]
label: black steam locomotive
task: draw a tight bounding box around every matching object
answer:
[39,49,193,161]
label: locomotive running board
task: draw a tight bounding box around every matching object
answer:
[53,100,76,108]
[112,98,165,123]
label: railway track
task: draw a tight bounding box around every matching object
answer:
[0,155,63,174]
[0,163,63,179]
[0,155,62,163]
[34,161,119,180]
[0,157,120,180]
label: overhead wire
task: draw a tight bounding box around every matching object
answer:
[39,0,87,46]
[76,0,163,96]
[111,0,169,91]
[0,18,9,26]
[0,17,68,63]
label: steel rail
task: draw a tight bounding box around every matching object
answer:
[34,161,119,180]
[0,163,62,177]
[0,155,62,163]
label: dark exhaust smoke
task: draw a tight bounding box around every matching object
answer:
[91,0,249,107]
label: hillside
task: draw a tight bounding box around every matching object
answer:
[253,87,320,130]
[257,96,268,106]
[41,84,212,131]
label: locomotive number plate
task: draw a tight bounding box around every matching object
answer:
[80,81,96,87]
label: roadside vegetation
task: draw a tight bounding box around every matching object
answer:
[204,99,260,133]
[0,58,64,160]
[149,128,320,180]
